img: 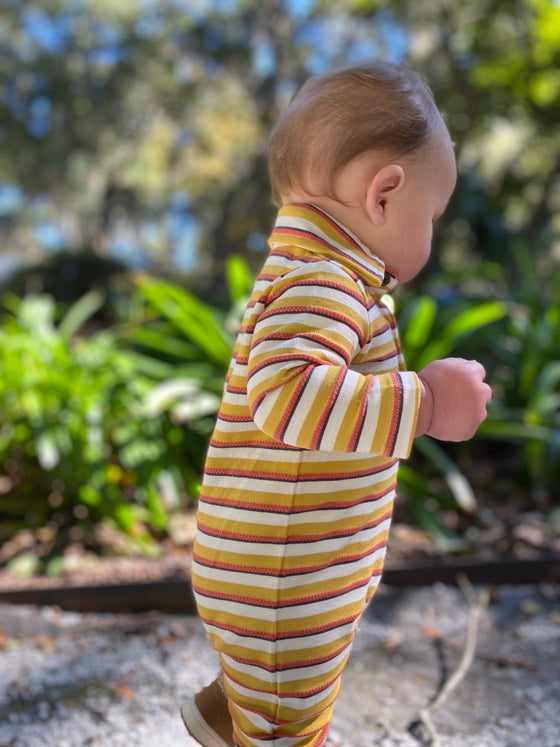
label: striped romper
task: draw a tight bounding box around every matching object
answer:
[192,204,421,746]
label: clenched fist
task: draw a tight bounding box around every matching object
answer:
[415,358,492,442]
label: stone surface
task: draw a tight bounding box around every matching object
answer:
[0,583,558,746]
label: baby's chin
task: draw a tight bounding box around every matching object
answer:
[400,255,432,284]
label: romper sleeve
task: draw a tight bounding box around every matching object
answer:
[246,261,421,459]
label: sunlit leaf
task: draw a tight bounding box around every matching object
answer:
[418,301,507,367]
[36,432,60,470]
[414,436,477,514]
[403,295,437,351]
[226,254,254,303]
[58,290,105,341]
[135,275,233,367]
[477,420,552,441]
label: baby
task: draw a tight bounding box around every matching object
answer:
[182,60,492,747]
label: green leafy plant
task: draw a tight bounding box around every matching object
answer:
[0,254,253,575]
[0,290,209,570]
[2,248,557,568]
[397,243,560,534]
[395,291,509,541]
[476,253,560,496]
[399,294,508,372]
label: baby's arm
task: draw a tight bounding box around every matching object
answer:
[415,357,492,441]
[246,262,420,459]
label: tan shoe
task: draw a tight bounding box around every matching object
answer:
[181,677,235,747]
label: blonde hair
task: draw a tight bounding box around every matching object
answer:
[268,60,442,203]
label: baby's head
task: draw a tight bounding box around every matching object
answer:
[268,61,457,283]
[268,60,444,205]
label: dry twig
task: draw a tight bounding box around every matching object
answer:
[412,575,490,746]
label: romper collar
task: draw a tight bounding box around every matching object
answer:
[268,203,399,292]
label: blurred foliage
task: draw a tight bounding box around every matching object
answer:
[4,249,132,325]
[0,267,246,571]
[0,0,559,563]
[396,261,560,540]
[2,254,558,567]
[476,259,560,497]
[1,0,558,292]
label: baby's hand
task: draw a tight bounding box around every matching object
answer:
[415,358,492,441]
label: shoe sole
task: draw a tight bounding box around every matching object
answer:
[180,698,233,747]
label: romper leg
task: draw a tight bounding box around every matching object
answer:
[222,653,348,747]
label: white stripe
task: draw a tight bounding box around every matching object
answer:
[231,705,275,736]
[194,541,387,589]
[196,580,372,622]
[247,359,303,392]
[203,467,395,495]
[248,385,282,428]
[223,646,349,684]
[203,619,356,655]
[390,372,418,458]
[227,359,248,374]
[319,370,370,450]
[195,514,392,558]
[205,446,383,465]
[317,372,356,451]
[282,366,329,446]
[268,282,368,317]
[212,420,262,433]
[229,361,249,376]
[351,358,399,375]
[234,331,254,347]
[260,252,304,272]
[223,664,340,710]
[252,335,347,368]
[356,378,383,452]
[253,310,363,343]
[198,491,393,528]
[364,323,395,347]
[271,218,375,278]
[205,445,302,462]
[221,390,249,407]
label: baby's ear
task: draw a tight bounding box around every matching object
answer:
[365,164,405,225]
